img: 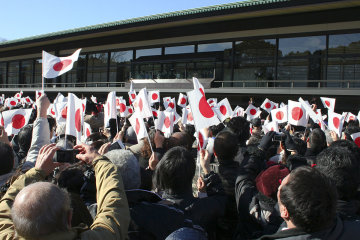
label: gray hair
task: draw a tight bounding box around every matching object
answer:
[11,182,71,239]
[104,149,141,190]
[56,123,66,136]
[324,129,334,146]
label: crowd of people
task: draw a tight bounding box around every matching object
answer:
[0,92,360,240]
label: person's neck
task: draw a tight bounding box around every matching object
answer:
[285,219,296,230]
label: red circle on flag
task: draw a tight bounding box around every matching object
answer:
[135,118,140,135]
[51,108,55,115]
[350,116,355,121]
[86,128,91,137]
[139,98,143,111]
[250,109,257,115]
[26,98,30,103]
[333,117,340,129]
[152,93,158,100]
[354,137,360,148]
[119,103,126,113]
[53,59,72,71]
[325,100,330,107]
[265,102,271,109]
[200,88,205,97]
[273,105,277,110]
[220,105,227,115]
[128,108,133,114]
[1,117,4,126]
[209,100,214,104]
[37,92,42,98]
[164,116,171,128]
[199,96,214,118]
[168,102,175,109]
[61,107,68,119]
[291,107,303,121]
[187,112,193,121]
[180,98,186,105]
[75,109,81,132]
[276,111,284,120]
[131,93,136,99]
[82,103,85,113]
[12,114,25,129]
[198,132,204,148]
[152,111,158,117]
[10,101,16,106]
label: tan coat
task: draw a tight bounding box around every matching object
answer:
[0,156,130,240]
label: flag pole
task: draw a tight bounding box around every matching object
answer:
[41,51,44,91]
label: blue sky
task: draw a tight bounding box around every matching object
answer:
[1,0,243,41]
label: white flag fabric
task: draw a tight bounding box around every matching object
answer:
[47,104,56,118]
[54,102,68,124]
[260,98,274,113]
[0,96,4,105]
[91,95,97,103]
[196,130,208,150]
[163,97,176,111]
[207,98,218,108]
[288,100,308,127]
[320,97,335,111]
[177,93,187,108]
[232,106,245,117]
[263,121,279,134]
[5,97,19,108]
[36,90,45,100]
[193,77,205,96]
[151,108,160,119]
[345,112,357,122]
[133,88,153,119]
[14,91,23,99]
[350,132,360,148]
[128,90,137,106]
[104,91,117,128]
[187,89,220,132]
[299,97,321,124]
[117,98,129,117]
[148,91,160,105]
[43,49,81,78]
[181,107,194,125]
[271,106,288,123]
[2,109,33,135]
[157,111,174,138]
[328,110,344,138]
[129,112,148,141]
[245,104,261,121]
[23,96,34,105]
[83,122,92,139]
[214,98,233,122]
[65,93,84,142]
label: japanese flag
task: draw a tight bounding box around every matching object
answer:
[156,111,174,138]
[129,112,148,141]
[245,104,261,121]
[54,102,68,124]
[36,90,44,100]
[187,89,219,132]
[128,106,134,114]
[345,112,357,122]
[0,96,4,105]
[177,93,187,108]
[24,96,33,105]
[271,106,288,123]
[47,104,56,118]
[83,122,92,139]
[207,98,217,108]
[196,130,208,151]
[193,77,205,96]
[260,98,274,113]
[320,97,335,111]
[128,81,136,105]
[328,110,344,138]
[133,88,153,118]
[152,108,160,119]
[65,93,84,142]
[232,106,245,117]
[2,109,33,135]
[0,112,3,126]
[350,132,360,148]
[263,121,279,134]
[214,98,233,122]
[148,91,160,105]
[43,49,81,78]
[181,107,194,125]
[299,97,321,124]
[163,97,176,110]
[14,91,23,99]
[6,97,19,108]
[118,98,129,117]
[91,95,97,103]
[104,91,117,128]
[288,100,308,127]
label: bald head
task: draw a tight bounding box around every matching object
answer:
[12,182,71,239]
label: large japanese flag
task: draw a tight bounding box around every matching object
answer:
[2,109,33,135]
[260,98,275,113]
[187,89,219,132]
[245,104,261,121]
[133,88,153,118]
[320,97,335,111]
[104,91,117,128]
[43,49,81,78]
[177,93,187,108]
[328,110,344,138]
[350,132,360,148]
[232,106,245,117]
[148,91,160,105]
[214,98,233,122]
[129,112,148,141]
[288,100,308,127]
[65,93,84,142]
[271,106,288,123]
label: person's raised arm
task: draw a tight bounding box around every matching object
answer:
[75,143,130,240]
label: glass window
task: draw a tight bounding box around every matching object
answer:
[34,59,42,86]
[136,48,161,59]
[87,53,108,85]
[109,51,133,85]
[279,36,326,57]
[0,63,6,86]
[62,54,87,86]
[165,45,194,55]
[328,33,360,55]
[20,60,33,86]
[198,42,232,52]
[110,51,133,64]
[8,61,19,86]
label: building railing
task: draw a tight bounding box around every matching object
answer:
[0,79,359,89]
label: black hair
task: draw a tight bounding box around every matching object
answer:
[86,132,108,143]
[344,126,360,142]
[286,154,308,171]
[280,166,337,233]
[214,131,239,164]
[164,132,193,151]
[153,146,195,194]
[0,142,14,175]
[226,116,250,147]
[209,123,225,137]
[47,116,56,133]
[316,146,359,201]
[292,137,307,156]
[308,128,327,154]
[17,124,33,153]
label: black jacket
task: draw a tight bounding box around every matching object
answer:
[257,216,360,240]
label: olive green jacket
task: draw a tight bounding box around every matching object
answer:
[0,156,130,240]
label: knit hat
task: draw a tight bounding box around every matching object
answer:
[255,164,290,200]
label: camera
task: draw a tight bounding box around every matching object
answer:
[54,149,80,163]
[273,134,285,142]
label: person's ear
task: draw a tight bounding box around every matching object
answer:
[280,204,290,220]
